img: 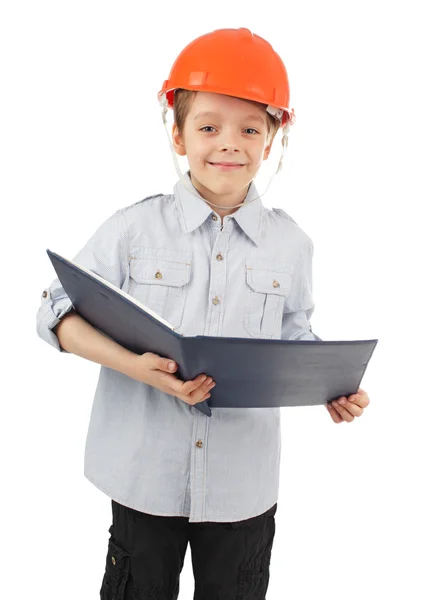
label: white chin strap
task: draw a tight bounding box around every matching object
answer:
[159,95,295,210]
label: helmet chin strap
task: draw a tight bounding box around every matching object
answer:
[159,95,294,210]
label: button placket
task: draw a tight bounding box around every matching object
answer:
[205,223,231,336]
[191,407,209,521]
[212,252,224,305]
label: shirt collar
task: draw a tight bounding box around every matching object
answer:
[174,171,263,246]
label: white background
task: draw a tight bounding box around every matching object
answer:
[1,1,435,598]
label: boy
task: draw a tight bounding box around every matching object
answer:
[36,27,369,600]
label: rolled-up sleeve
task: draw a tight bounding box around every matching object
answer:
[36,209,130,352]
[281,238,323,342]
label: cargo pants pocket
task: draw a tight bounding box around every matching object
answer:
[235,504,276,600]
[100,527,131,600]
[236,546,273,600]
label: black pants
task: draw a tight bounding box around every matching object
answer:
[100,499,278,600]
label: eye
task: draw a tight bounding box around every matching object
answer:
[199,126,217,133]
[244,128,259,135]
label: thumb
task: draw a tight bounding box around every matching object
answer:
[163,359,177,372]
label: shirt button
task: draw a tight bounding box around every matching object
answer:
[155,270,163,279]
[196,440,203,448]
[211,214,218,221]
[272,279,280,288]
[42,290,48,298]
[216,253,223,261]
[111,556,116,565]
[212,296,220,305]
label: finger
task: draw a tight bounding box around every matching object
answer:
[154,356,178,374]
[156,372,202,397]
[192,379,216,403]
[182,382,214,406]
[350,391,370,408]
[193,391,212,405]
[156,371,182,390]
[182,376,215,401]
[179,374,209,395]
[154,372,211,406]
[332,400,355,422]
[337,397,364,417]
[326,402,344,423]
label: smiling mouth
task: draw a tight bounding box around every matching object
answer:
[208,162,245,168]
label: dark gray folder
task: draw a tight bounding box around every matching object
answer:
[47,250,378,417]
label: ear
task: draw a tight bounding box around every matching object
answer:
[172,123,187,157]
[263,142,272,161]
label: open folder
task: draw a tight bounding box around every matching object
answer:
[46,249,378,417]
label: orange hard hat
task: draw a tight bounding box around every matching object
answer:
[158,28,295,128]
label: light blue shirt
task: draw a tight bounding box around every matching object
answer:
[36,172,321,523]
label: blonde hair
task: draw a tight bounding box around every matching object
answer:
[173,88,281,145]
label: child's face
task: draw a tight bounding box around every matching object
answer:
[172,92,272,205]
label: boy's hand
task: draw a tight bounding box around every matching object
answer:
[128,352,216,406]
[325,388,370,423]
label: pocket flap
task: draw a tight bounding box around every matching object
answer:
[107,537,130,565]
[130,250,192,286]
[246,261,292,296]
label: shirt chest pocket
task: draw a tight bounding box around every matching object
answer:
[128,248,192,331]
[243,260,292,339]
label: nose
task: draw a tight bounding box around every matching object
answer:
[219,143,240,153]
[219,132,241,153]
